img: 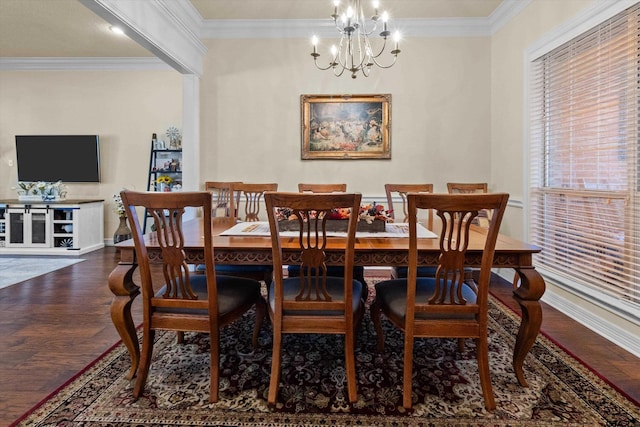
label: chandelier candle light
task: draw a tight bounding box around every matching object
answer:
[311,0,400,79]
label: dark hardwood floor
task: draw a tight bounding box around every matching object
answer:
[1,247,638,425]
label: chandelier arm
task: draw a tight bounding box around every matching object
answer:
[334,35,351,70]
[351,33,366,71]
[313,57,339,71]
[367,37,389,59]
[333,64,347,77]
[369,54,399,69]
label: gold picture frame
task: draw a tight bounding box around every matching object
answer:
[301,94,391,160]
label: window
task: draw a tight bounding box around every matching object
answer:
[528,3,639,316]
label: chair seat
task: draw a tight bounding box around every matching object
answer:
[269,276,363,315]
[156,274,262,317]
[287,265,364,277]
[215,264,273,274]
[391,266,438,278]
[195,264,274,274]
[375,278,477,320]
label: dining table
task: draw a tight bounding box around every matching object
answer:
[109,217,545,389]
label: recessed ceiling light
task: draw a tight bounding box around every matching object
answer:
[110,26,125,35]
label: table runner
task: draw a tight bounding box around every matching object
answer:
[220,221,437,238]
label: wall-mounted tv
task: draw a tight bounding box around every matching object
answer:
[15,135,101,182]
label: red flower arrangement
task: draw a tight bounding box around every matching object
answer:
[275,202,392,223]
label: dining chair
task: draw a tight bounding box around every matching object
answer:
[194,181,242,275]
[298,183,347,193]
[234,182,278,222]
[205,181,242,219]
[370,192,509,411]
[264,191,366,405]
[289,183,367,297]
[213,182,278,282]
[384,183,436,280]
[447,182,491,285]
[447,182,491,226]
[446,182,489,194]
[120,190,266,403]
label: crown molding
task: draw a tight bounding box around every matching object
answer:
[0,57,172,71]
[199,1,531,40]
[200,17,493,39]
[489,0,533,34]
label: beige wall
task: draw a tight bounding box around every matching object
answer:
[0,70,182,236]
[200,36,492,196]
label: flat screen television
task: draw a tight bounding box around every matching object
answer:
[15,135,101,182]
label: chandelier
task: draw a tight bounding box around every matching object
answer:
[311,0,401,79]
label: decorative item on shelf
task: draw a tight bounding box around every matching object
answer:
[112,193,132,245]
[310,0,401,79]
[152,133,166,150]
[166,126,181,149]
[58,238,73,248]
[275,202,392,232]
[156,175,173,192]
[16,181,67,201]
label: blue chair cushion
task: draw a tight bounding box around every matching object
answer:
[375,277,477,320]
[215,264,273,274]
[154,274,262,317]
[269,276,363,316]
[392,266,438,278]
[287,265,364,278]
[195,264,273,275]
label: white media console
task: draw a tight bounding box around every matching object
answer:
[0,199,104,256]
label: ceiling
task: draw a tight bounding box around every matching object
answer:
[0,0,504,58]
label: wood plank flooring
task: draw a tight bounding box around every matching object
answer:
[0,247,638,425]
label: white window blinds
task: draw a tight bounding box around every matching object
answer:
[529,3,639,312]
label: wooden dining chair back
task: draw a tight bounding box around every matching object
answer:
[447,182,491,232]
[232,182,278,222]
[204,181,242,221]
[214,182,278,282]
[446,182,488,194]
[385,183,434,224]
[298,183,347,193]
[384,184,435,279]
[370,192,509,411]
[264,191,366,406]
[290,183,366,292]
[120,190,266,403]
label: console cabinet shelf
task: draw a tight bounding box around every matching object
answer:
[0,199,104,256]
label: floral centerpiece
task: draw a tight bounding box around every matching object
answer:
[16,181,67,201]
[275,202,392,232]
[113,193,126,218]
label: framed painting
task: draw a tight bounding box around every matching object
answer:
[301,94,391,159]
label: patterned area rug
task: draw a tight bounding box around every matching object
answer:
[14,282,640,426]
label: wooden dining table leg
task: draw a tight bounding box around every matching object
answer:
[512,266,546,387]
[108,261,140,380]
